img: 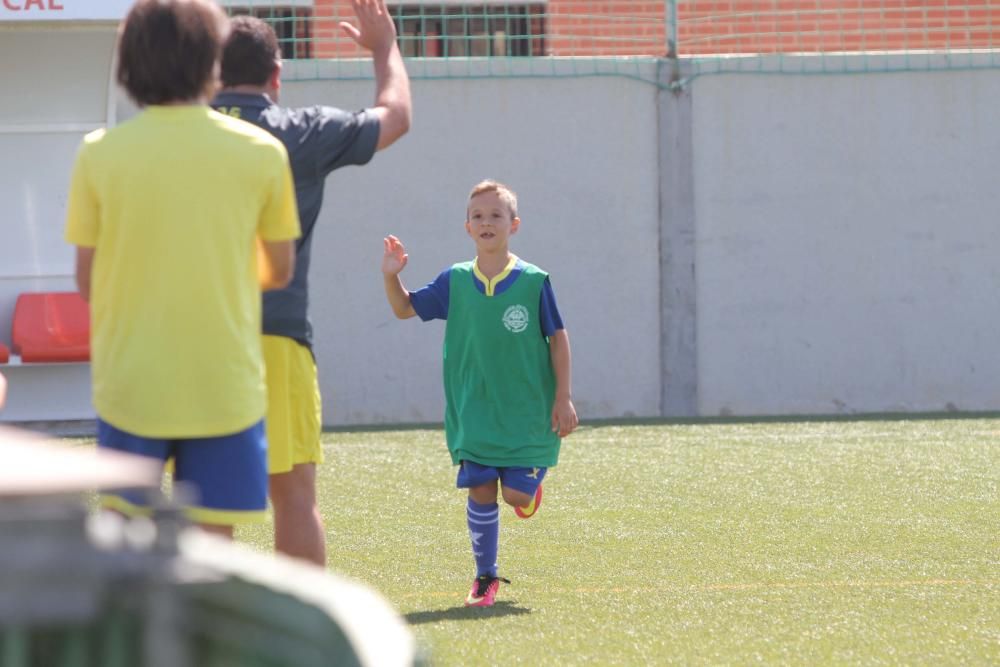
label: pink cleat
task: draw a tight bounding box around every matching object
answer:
[464,575,510,607]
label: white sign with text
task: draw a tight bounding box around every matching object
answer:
[0,0,133,21]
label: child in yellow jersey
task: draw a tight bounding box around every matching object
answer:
[383,180,579,606]
[63,0,300,538]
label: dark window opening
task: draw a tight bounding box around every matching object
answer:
[393,4,546,57]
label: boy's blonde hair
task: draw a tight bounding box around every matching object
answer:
[468,180,518,220]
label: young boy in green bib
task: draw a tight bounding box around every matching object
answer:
[382,180,578,607]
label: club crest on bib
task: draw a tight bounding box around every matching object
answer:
[502,304,530,333]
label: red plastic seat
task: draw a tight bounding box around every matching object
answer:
[0,342,8,364]
[12,292,90,363]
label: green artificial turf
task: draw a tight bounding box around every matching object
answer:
[238,418,998,665]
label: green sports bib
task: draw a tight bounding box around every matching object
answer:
[443,261,560,467]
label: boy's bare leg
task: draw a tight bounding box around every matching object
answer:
[468,479,499,504]
[270,463,326,566]
[499,485,531,508]
[470,480,533,507]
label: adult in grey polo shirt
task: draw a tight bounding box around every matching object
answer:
[213,0,411,566]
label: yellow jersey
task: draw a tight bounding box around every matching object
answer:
[65,105,300,437]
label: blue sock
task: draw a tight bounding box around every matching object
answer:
[466,497,499,578]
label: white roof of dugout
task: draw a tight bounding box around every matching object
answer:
[0,0,132,21]
[0,0,312,23]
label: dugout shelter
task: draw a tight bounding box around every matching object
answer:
[0,0,262,424]
[0,1,129,423]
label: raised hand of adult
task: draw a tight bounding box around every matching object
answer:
[339,0,398,54]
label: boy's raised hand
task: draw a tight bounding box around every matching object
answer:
[339,0,398,54]
[382,235,409,275]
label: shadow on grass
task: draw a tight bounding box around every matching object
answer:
[404,601,531,625]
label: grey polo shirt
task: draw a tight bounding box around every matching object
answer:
[212,92,380,347]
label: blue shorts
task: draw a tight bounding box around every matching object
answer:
[456,460,547,496]
[96,418,268,526]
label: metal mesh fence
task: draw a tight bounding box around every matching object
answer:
[219,1,1000,86]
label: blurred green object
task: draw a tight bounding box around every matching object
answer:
[0,427,420,667]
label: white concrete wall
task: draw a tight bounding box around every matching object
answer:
[281,65,663,425]
[689,66,1000,415]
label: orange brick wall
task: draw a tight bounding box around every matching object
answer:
[546,1,668,55]
[312,0,368,58]
[679,1,1000,54]
[304,1,999,58]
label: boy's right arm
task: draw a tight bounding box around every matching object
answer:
[382,235,416,319]
[549,329,579,437]
[65,140,99,303]
[74,246,95,302]
[257,141,299,290]
[258,238,295,290]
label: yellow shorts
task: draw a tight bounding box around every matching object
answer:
[263,335,323,475]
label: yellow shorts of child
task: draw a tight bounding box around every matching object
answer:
[262,334,323,475]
